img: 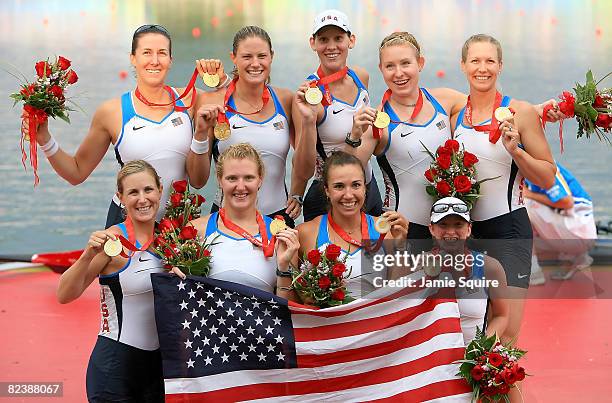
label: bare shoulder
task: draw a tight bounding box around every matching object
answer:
[350,65,370,83]
[297,217,321,250]
[271,86,293,102]
[200,88,225,105]
[190,214,212,233]
[509,99,536,115]
[97,97,121,116]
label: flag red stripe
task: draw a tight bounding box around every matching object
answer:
[293,298,455,342]
[165,347,466,402]
[369,379,472,403]
[296,317,461,367]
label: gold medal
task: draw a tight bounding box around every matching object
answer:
[494,107,514,122]
[202,72,220,88]
[304,87,323,105]
[374,216,391,234]
[373,111,391,129]
[104,238,123,257]
[214,122,231,141]
[270,218,287,235]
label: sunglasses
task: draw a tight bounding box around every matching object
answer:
[431,203,469,214]
[134,24,170,36]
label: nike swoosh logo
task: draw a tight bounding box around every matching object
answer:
[139,256,151,262]
[232,124,247,129]
[400,131,414,138]
[332,109,345,115]
[517,274,528,279]
[133,125,146,131]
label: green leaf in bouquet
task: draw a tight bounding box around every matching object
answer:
[56,111,70,123]
[187,256,212,277]
[426,185,437,197]
[473,175,501,187]
[420,140,436,160]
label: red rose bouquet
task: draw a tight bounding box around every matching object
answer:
[9,56,79,185]
[423,139,499,209]
[291,244,354,308]
[457,328,527,402]
[153,180,216,276]
[542,70,612,151]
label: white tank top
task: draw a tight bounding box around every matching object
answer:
[315,214,384,297]
[213,87,290,214]
[97,223,164,350]
[308,69,374,183]
[114,90,193,220]
[453,96,526,221]
[376,88,452,225]
[202,212,277,293]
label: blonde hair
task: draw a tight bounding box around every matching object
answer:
[116,160,161,193]
[461,34,502,62]
[216,143,265,180]
[379,31,421,58]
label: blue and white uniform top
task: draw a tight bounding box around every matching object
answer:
[454,95,526,221]
[308,69,374,183]
[454,251,488,346]
[212,86,290,215]
[203,212,277,293]
[526,163,593,217]
[315,214,384,297]
[376,88,452,225]
[98,222,164,351]
[114,89,193,220]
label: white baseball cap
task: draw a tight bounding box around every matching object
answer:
[430,197,471,223]
[312,9,351,36]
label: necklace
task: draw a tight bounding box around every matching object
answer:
[393,99,417,107]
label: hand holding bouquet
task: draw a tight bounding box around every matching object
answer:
[154,180,215,276]
[9,56,79,185]
[291,244,354,308]
[457,328,527,402]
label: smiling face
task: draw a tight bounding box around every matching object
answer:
[118,171,162,223]
[219,158,263,210]
[129,33,172,86]
[324,163,366,217]
[429,215,472,252]
[461,41,503,92]
[310,26,355,71]
[230,36,273,85]
[379,44,424,97]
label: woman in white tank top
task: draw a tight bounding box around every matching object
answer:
[188,143,299,295]
[291,9,382,222]
[24,25,228,228]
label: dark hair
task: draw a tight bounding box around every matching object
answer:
[131,24,172,56]
[322,151,366,186]
[231,26,273,83]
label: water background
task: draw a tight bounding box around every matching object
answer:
[1,0,611,254]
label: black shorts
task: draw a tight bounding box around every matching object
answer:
[303,176,383,222]
[470,208,533,288]
[210,204,296,228]
[105,201,124,229]
[86,336,164,402]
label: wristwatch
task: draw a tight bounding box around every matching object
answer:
[344,132,362,148]
[290,194,304,205]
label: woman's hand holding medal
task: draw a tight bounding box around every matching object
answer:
[85,230,121,258]
[196,58,227,89]
[351,106,379,138]
[295,82,319,124]
[273,226,300,272]
[497,107,521,156]
[194,104,226,136]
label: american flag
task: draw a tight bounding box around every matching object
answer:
[152,274,471,402]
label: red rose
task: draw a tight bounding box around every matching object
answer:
[163,263,173,269]
[594,94,605,108]
[203,249,211,257]
[171,218,181,229]
[424,168,437,182]
[158,218,175,233]
[436,145,451,156]
[512,364,526,381]
[462,151,478,168]
[436,153,451,170]
[170,193,183,207]
[558,91,575,117]
[191,194,205,206]
[154,235,166,247]
[470,365,484,381]
[172,180,188,193]
[444,139,460,152]
[331,288,345,301]
[488,352,503,367]
[498,384,510,395]
[297,277,307,286]
[454,175,472,194]
[436,180,451,196]
[35,61,51,78]
[65,69,78,84]
[163,247,174,258]
[57,56,71,71]
[595,113,611,129]
[325,244,342,261]
[49,85,64,100]
[307,250,322,266]
[179,225,198,240]
[318,276,331,290]
[502,368,517,385]
[331,263,346,278]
